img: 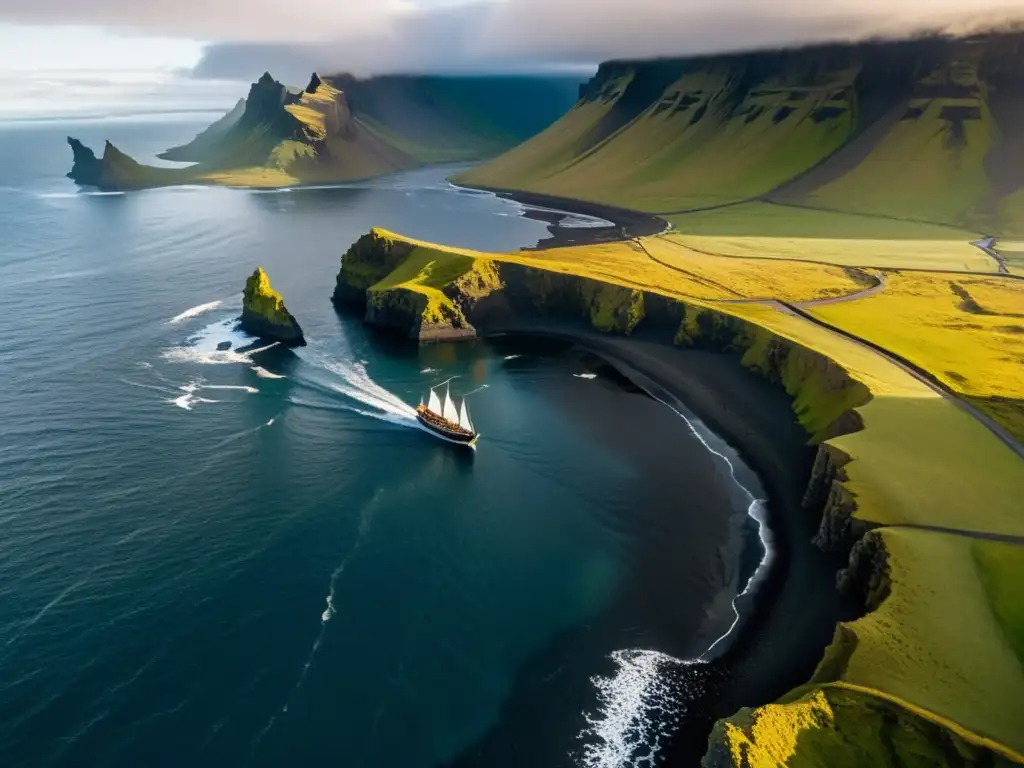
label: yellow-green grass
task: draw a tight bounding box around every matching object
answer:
[662,205,993,272]
[713,681,1024,766]
[362,230,1024,758]
[368,229,869,304]
[243,266,292,323]
[459,67,855,212]
[996,240,1024,272]
[456,80,627,189]
[819,529,1024,754]
[368,245,478,324]
[197,166,300,188]
[665,202,981,241]
[719,301,1024,536]
[802,98,995,230]
[807,272,1024,442]
[507,240,867,303]
[974,539,1024,669]
[284,79,344,140]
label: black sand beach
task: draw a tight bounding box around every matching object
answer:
[560,330,859,763]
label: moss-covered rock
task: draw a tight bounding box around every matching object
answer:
[240,267,305,347]
[333,231,417,307]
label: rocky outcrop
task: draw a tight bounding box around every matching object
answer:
[66,138,187,190]
[332,231,416,307]
[66,137,105,186]
[836,530,891,610]
[240,267,305,347]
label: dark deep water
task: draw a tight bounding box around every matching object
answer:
[0,115,768,767]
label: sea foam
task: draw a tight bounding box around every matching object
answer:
[168,300,222,324]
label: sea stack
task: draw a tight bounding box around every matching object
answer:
[240,267,306,347]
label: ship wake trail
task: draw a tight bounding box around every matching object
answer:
[299,349,418,429]
[252,487,386,749]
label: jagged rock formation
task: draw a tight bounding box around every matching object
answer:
[66,72,581,191]
[66,137,180,189]
[240,267,305,347]
[66,137,105,186]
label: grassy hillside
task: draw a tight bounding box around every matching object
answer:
[67,72,580,191]
[808,272,1024,442]
[334,228,1024,764]
[459,32,1024,238]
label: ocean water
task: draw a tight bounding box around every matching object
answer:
[0,116,767,767]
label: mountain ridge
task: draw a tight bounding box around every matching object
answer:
[66,71,581,191]
[457,30,1024,236]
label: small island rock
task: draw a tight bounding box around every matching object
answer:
[239,267,306,347]
[217,341,233,351]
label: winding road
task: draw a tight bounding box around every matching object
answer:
[970,236,1010,274]
[631,238,1024,462]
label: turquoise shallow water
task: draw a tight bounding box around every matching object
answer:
[0,116,766,767]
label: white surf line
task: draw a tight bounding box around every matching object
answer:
[168,300,222,324]
[577,365,773,768]
[633,381,771,661]
[251,366,286,379]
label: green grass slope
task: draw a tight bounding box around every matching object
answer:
[460,32,1024,238]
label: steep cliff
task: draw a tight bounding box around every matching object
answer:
[240,267,305,347]
[332,229,1024,765]
[457,31,1024,235]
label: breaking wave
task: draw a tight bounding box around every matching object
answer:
[169,300,222,324]
[251,366,286,380]
[575,368,772,766]
[574,373,598,380]
[169,380,258,411]
[161,318,277,366]
[579,651,701,768]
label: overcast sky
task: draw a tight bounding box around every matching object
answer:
[1,0,1022,117]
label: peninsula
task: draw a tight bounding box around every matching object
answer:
[66,72,580,191]
[334,29,1024,767]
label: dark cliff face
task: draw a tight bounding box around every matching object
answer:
[66,137,105,187]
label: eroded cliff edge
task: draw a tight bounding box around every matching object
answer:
[331,229,1024,767]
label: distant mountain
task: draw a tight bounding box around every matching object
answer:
[67,72,581,191]
[457,32,1024,236]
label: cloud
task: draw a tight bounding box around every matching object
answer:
[3,0,1024,80]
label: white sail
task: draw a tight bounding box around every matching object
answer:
[428,387,442,415]
[443,386,460,424]
[459,400,473,433]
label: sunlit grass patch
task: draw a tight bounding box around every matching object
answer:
[808,272,1024,441]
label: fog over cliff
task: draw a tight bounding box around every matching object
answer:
[3,0,1024,80]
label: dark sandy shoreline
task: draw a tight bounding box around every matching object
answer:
[454,183,670,248]
[483,323,856,763]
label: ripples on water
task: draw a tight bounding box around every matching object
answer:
[0,117,771,767]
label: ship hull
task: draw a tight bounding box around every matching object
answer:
[416,413,479,447]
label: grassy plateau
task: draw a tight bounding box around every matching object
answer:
[357,34,1024,760]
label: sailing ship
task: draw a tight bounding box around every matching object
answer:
[416,384,478,447]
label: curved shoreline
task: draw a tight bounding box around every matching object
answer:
[453,182,671,248]
[480,324,855,763]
